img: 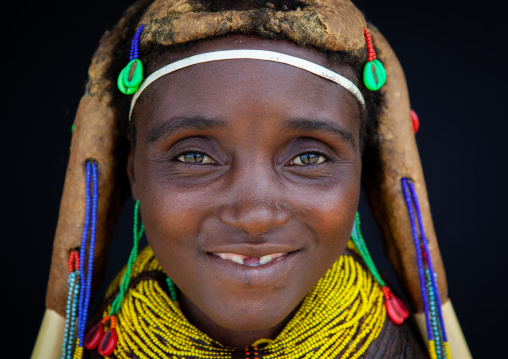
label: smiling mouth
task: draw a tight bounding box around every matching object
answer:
[211,252,287,267]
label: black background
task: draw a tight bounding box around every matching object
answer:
[4,0,507,357]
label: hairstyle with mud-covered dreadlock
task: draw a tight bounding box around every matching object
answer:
[105,0,383,150]
[38,1,467,358]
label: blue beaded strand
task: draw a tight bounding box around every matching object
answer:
[401,178,432,340]
[130,25,144,61]
[76,162,91,347]
[76,161,99,350]
[83,163,98,341]
[408,181,449,345]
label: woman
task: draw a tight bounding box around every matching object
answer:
[32,0,470,358]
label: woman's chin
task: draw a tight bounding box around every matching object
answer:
[211,312,289,332]
[179,289,299,342]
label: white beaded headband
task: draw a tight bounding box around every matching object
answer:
[126,49,366,121]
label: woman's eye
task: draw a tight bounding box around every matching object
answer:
[290,153,327,166]
[177,152,214,164]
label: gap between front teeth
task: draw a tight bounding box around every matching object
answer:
[215,253,284,266]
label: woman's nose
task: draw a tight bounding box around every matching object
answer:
[217,197,292,235]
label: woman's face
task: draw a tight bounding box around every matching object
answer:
[128,35,362,333]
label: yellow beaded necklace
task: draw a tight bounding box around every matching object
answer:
[97,242,385,359]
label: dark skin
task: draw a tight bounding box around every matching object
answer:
[127,34,363,348]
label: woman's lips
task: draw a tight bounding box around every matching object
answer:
[211,252,286,266]
[205,250,301,288]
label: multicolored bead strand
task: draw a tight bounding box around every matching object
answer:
[73,161,99,359]
[118,25,145,95]
[61,251,80,359]
[363,27,387,91]
[350,212,409,324]
[401,178,450,359]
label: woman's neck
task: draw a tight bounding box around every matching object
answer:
[179,291,297,348]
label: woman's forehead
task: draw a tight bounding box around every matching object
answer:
[135,67,360,145]
[146,34,359,86]
[134,34,361,132]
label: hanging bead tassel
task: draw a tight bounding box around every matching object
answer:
[381,286,409,325]
[363,27,387,91]
[97,316,118,357]
[118,25,145,94]
[350,212,409,324]
[401,178,450,359]
[73,161,99,359]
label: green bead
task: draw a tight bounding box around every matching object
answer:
[363,59,387,91]
[122,59,144,89]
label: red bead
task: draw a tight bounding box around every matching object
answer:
[98,328,118,357]
[363,27,378,62]
[382,286,409,325]
[411,109,420,133]
[84,322,104,350]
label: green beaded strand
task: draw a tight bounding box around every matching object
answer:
[110,200,145,315]
[166,277,178,301]
[350,212,386,287]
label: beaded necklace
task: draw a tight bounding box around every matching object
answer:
[92,243,386,359]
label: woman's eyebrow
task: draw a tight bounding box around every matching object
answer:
[146,116,228,143]
[284,119,356,150]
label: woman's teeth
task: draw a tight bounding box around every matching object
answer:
[214,253,285,266]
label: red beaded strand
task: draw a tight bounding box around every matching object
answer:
[245,345,260,359]
[68,250,80,274]
[364,27,376,62]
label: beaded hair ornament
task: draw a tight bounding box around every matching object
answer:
[117,26,386,114]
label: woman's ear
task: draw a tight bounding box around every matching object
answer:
[127,147,138,200]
